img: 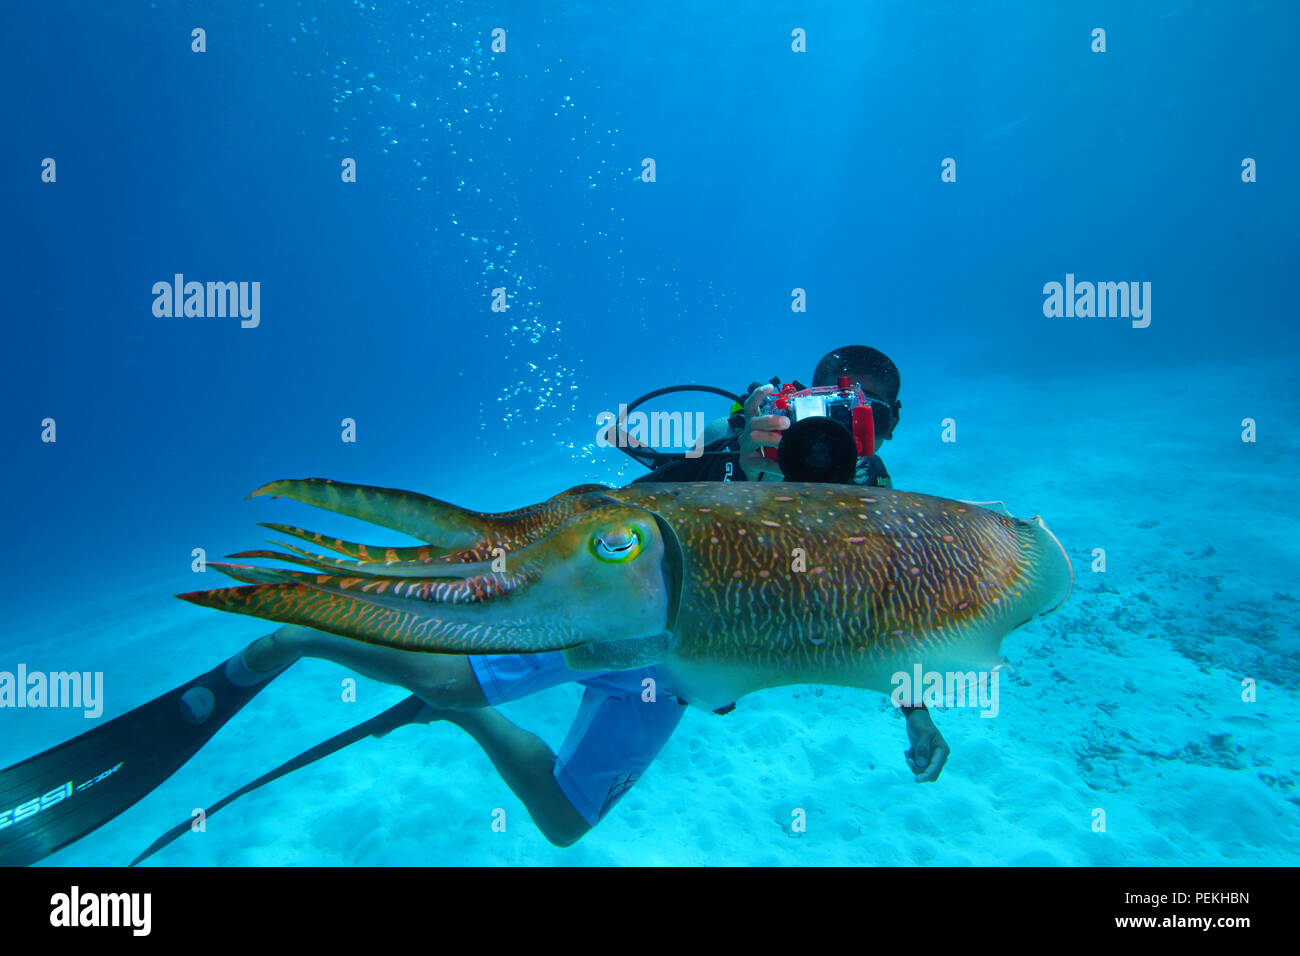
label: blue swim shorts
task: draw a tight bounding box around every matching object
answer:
[469,652,685,825]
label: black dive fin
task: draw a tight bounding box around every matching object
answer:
[131,694,435,866]
[0,653,287,867]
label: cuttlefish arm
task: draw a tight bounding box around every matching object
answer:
[249,479,484,545]
[181,494,678,656]
[250,478,615,561]
[254,522,455,563]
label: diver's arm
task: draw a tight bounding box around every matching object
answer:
[736,383,789,480]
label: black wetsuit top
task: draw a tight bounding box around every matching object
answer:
[632,440,894,714]
[632,447,892,488]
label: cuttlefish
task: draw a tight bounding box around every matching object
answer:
[183,478,1072,711]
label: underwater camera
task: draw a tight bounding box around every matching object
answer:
[758,377,879,482]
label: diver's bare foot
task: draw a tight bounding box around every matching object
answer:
[242,624,312,673]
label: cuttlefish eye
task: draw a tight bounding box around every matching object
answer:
[590,527,644,563]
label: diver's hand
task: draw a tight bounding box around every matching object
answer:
[737,384,790,481]
[904,708,950,782]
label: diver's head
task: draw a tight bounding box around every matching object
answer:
[812,345,902,451]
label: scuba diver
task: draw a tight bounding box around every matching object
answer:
[0,346,948,864]
[627,344,903,488]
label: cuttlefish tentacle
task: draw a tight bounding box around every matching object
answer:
[189,478,1072,711]
[190,580,575,655]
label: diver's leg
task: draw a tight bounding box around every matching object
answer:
[430,655,599,845]
[242,625,588,844]
[438,708,591,847]
[242,624,488,709]
[244,625,592,845]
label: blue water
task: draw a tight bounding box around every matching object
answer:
[1,0,1297,866]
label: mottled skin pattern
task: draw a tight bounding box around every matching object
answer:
[181,478,1072,712]
[626,484,1071,709]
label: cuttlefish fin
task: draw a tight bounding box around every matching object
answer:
[562,632,675,671]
